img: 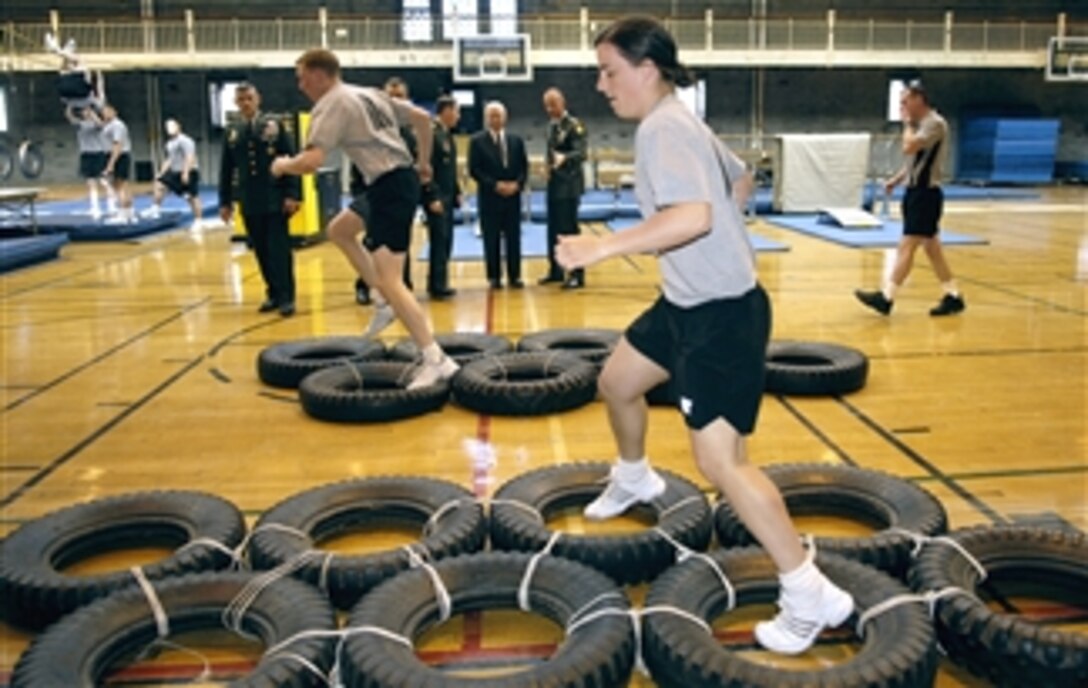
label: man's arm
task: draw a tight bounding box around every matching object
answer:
[557,202,711,269]
[515,137,528,190]
[405,104,433,183]
[272,146,326,177]
[468,137,497,192]
[566,121,588,166]
[64,106,79,125]
[182,140,196,180]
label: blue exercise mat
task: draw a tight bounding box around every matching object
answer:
[64,211,187,241]
[605,218,790,253]
[764,215,987,248]
[420,222,550,262]
[0,234,69,272]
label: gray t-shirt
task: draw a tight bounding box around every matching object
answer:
[166,133,198,172]
[76,119,104,154]
[908,109,947,188]
[306,83,414,186]
[634,95,756,307]
[102,118,131,154]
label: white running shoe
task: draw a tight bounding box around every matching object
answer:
[407,355,459,390]
[754,573,854,655]
[139,206,161,219]
[583,465,666,521]
[103,214,129,225]
[361,304,395,339]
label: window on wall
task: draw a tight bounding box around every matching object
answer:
[403,0,434,42]
[490,0,518,36]
[443,0,479,39]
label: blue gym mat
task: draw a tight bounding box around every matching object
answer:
[0,234,69,272]
[421,222,551,262]
[606,218,790,253]
[764,215,988,248]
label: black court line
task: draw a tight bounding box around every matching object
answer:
[957,274,1087,317]
[775,396,859,467]
[835,397,1008,524]
[209,367,232,384]
[0,384,39,390]
[910,463,1088,484]
[258,391,299,404]
[3,297,212,413]
[868,345,1088,361]
[96,401,134,408]
[0,465,39,472]
[0,356,205,510]
[892,426,931,435]
[162,357,192,363]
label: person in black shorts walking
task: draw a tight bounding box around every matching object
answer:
[557,16,854,655]
[145,119,203,228]
[855,81,965,316]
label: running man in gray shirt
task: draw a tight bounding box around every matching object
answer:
[558,17,854,656]
[145,119,203,226]
[272,48,459,389]
[100,104,134,224]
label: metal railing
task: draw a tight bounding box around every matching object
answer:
[3,14,1067,62]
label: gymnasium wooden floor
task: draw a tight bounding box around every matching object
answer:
[1,185,1085,685]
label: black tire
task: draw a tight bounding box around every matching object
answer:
[490,462,712,585]
[257,337,386,389]
[340,551,637,687]
[249,476,487,610]
[644,547,938,687]
[388,332,513,366]
[764,340,869,396]
[908,526,1088,687]
[11,572,337,687]
[298,361,449,423]
[0,491,245,631]
[18,141,44,180]
[517,328,622,366]
[452,352,598,416]
[0,143,13,182]
[714,463,947,578]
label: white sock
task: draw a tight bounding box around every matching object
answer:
[88,187,99,211]
[615,457,650,483]
[422,342,444,365]
[882,281,900,302]
[942,280,959,298]
[370,290,387,308]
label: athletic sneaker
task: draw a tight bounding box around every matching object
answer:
[754,564,855,655]
[139,206,161,220]
[361,304,395,339]
[103,214,130,225]
[930,294,965,317]
[407,355,459,390]
[584,465,667,521]
[854,289,893,315]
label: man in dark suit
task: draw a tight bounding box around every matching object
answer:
[219,82,301,316]
[468,100,528,289]
[422,95,462,299]
[354,76,417,304]
[541,87,588,289]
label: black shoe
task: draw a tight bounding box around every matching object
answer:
[429,287,457,300]
[538,274,563,285]
[509,280,525,289]
[930,294,965,317]
[258,299,278,313]
[488,279,502,290]
[854,290,893,315]
[278,301,296,317]
[561,276,585,290]
[355,279,370,305]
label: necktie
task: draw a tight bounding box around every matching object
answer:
[496,132,508,168]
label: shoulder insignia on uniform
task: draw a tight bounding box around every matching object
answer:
[228,128,238,144]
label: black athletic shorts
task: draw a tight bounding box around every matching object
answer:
[158,170,201,198]
[902,186,943,238]
[625,285,771,434]
[110,153,132,181]
[349,166,419,254]
[79,152,106,179]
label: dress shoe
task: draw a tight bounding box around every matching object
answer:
[429,288,457,300]
[355,279,371,305]
[538,274,563,285]
[509,280,525,289]
[278,301,296,317]
[561,276,585,290]
[258,299,278,313]
[488,279,502,290]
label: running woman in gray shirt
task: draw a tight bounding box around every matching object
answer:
[557,17,854,655]
[272,49,458,389]
[146,119,203,226]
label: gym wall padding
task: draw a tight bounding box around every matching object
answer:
[957,118,1060,184]
[775,133,871,213]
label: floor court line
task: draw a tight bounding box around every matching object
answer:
[774,396,859,468]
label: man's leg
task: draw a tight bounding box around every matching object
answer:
[504,199,522,285]
[188,193,203,223]
[855,235,923,314]
[541,192,563,282]
[426,200,451,295]
[924,237,965,315]
[267,212,296,313]
[244,213,277,308]
[480,204,501,284]
[560,197,584,287]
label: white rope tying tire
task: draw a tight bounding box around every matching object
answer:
[887,527,989,581]
[518,531,563,612]
[129,567,213,683]
[855,586,976,638]
[656,494,705,521]
[222,550,332,639]
[401,544,453,623]
[422,497,475,537]
[342,360,365,389]
[652,527,737,613]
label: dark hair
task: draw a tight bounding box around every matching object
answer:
[435,95,458,115]
[906,79,930,105]
[235,81,257,93]
[384,76,408,95]
[296,49,341,78]
[594,16,695,88]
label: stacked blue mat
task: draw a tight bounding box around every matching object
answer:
[957,118,1060,184]
[765,215,987,249]
[0,235,69,272]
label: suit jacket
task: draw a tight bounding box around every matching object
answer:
[423,119,460,204]
[219,113,300,215]
[546,112,587,199]
[468,129,528,207]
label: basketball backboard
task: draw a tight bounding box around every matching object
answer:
[1046,36,1088,82]
[454,34,533,82]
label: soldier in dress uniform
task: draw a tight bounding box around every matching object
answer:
[541,87,588,289]
[421,95,462,300]
[218,82,301,317]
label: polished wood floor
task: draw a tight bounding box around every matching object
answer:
[1,185,1085,686]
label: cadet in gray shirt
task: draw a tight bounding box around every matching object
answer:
[558,17,854,657]
[65,105,114,218]
[272,48,459,390]
[100,104,134,224]
[145,119,203,225]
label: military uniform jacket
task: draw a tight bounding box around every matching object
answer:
[423,120,460,205]
[219,113,301,215]
[546,113,587,199]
